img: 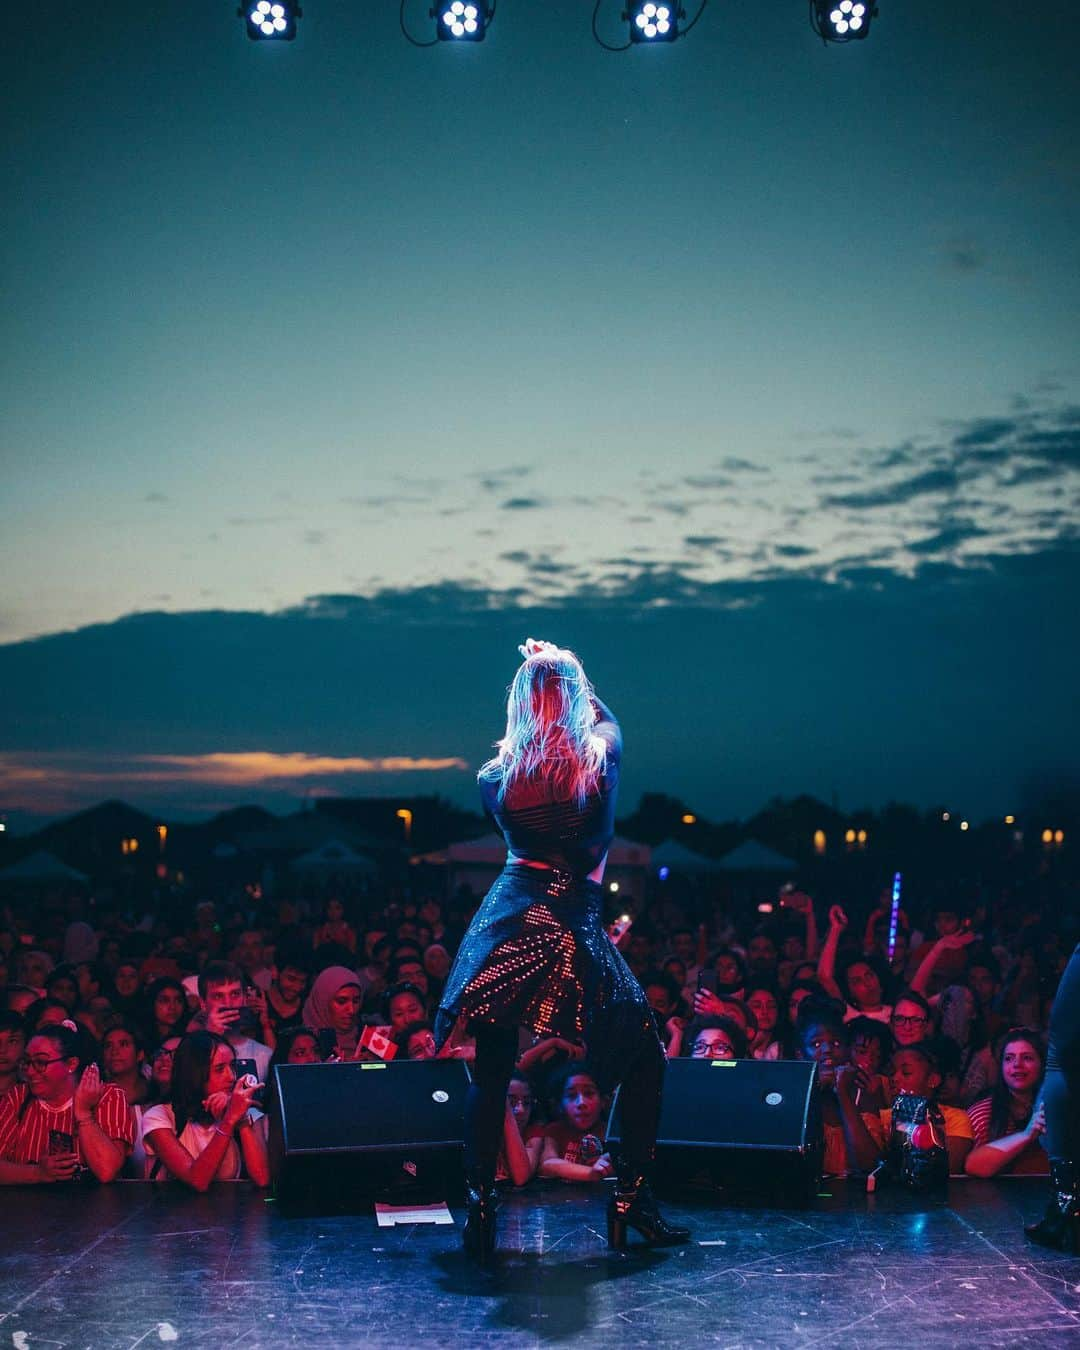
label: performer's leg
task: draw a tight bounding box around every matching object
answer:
[464,1022,519,1181]
[1027,945,1080,1251]
[616,1032,665,1170]
[461,1021,517,1260]
[608,1031,690,1249]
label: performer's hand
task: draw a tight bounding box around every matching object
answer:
[518,638,559,659]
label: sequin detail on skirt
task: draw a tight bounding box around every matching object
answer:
[435,864,659,1093]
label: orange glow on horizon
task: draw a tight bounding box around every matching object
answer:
[0,750,471,797]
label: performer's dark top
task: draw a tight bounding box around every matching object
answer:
[478,697,621,877]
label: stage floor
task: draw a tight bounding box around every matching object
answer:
[2,1179,1078,1348]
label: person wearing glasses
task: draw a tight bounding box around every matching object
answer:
[0,1022,135,1185]
[890,991,936,1048]
[495,1071,543,1187]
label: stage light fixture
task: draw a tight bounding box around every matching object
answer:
[629,0,678,42]
[242,0,300,40]
[436,0,489,41]
[810,0,876,44]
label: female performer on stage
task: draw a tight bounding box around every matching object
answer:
[435,639,689,1259]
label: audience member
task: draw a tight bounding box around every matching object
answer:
[498,1071,542,1187]
[797,1002,884,1176]
[144,978,189,1051]
[965,1028,1048,1177]
[0,1023,134,1185]
[190,961,273,1077]
[142,1031,269,1189]
[883,1042,974,1174]
[890,991,935,1049]
[0,1011,27,1100]
[537,1064,611,1183]
[302,966,363,1060]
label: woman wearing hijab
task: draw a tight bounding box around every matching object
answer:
[301,967,362,1061]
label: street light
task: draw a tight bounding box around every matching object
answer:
[396,808,413,843]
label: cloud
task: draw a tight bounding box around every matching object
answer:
[1,542,1078,825]
[143,492,169,504]
[823,467,961,510]
[683,475,735,490]
[718,457,768,473]
[907,522,989,555]
[953,418,1017,449]
[499,497,545,510]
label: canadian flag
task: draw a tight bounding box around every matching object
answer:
[359,1025,398,1061]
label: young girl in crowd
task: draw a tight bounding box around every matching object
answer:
[267,1026,323,1072]
[745,982,786,1060]
[142,1031,268,1189]
[965,1028,1048,1177]
[150,1036,182,1102]
[797,1003,884,1177]
[679,1016,748,1060]
[102,1021,154,1177]
[883,1042,974,1174]
[818,906,894,1025]
[537,1064,612,1183]
[143,978,189,1051]
[496,1070,542,1187]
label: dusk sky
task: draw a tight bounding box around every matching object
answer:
[2,1,1078,830]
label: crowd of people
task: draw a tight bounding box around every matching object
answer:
[0,878,1071,1192]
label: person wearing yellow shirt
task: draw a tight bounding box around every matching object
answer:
[880,1043,973,1175]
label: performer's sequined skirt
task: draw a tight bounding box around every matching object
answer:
[435,864,658,1092]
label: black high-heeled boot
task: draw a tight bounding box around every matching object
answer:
[1025,1158,1080,1253]
[607,1166,691,1251]
[462,1177,499,1261]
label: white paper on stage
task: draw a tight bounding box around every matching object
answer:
[374,1202,455,1227]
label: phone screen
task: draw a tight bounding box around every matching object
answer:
[697,969,718,995]
[49,1129,74,1155]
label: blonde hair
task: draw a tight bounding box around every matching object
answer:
[479,646,607,804]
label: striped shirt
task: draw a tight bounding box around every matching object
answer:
[0,1083,135,1166]
[966,1096,1048,1174]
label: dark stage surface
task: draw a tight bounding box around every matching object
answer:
[3,1180,1079,1348]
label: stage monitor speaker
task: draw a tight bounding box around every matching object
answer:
[607,1058,823,1202]
[268,1059,470,1207]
